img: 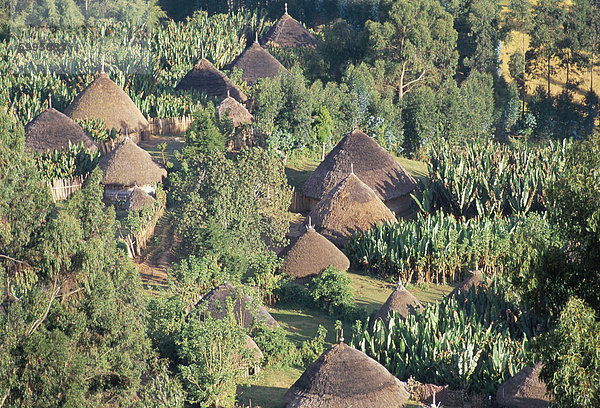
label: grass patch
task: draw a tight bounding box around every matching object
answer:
[237,366,302,408]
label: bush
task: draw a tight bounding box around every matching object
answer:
[306,267,367,321]
[250,324,297,367]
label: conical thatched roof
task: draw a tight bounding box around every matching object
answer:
[25,108,98,153]
[98,138,167,187]
[125,187,156,211]
[308,173,397,247]
[302,129,417,202]
[449,270,485,298]
[373,284,423,326]
[281,226,350,279]
[284,342,410,408]
[261,11,317,48]
[226,41,287,85]
[197,283,279,329]
[65,73,148,135]
[176,58,248,103]
[496,363,550,407]
[218,95,253,127]
[245,335,264,361]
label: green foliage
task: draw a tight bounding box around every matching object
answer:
[536,298,600,407]
[297,324,328,367]
[32,142,100,180]
[182,104,229,158]
[76,118,118,144]
[136,358,186,408]
[250,323,297,367]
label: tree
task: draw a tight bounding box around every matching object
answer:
[571,0,600,92]
[401,85,439,153]
[365,0,458,99]
[182,105,228,159]
[505,0,533,116]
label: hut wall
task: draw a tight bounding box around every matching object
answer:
[103,185,156,203]
[48,174,87,202]
[289,188,313,213]
[384,195,415,219]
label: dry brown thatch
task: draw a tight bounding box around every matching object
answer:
[449,270,485,298]
[284,341,410,408]
[65,73,148,136]
[98,138,167,187]
[373,284,423,326]
[25,108,98,153]
[176,58,248,103]
[218,95,253,127]
[245,335,264,361]
[302,129,417,202]
[261,12,317,48]
[226,41,287,85]
[308,173,397,247]
[197,283,279,329]
[125,187,156,211]
[281,226,350,279]
[496,363,551,407]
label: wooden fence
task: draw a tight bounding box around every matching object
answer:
[121,203,165,259]
[289,187,311,213]
[146,116,194,136]
[48,174,86,202]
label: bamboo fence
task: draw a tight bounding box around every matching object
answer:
[48,174,86,202]
[121,202,165,259]
[289,187,311,213]
[146,116,194,136]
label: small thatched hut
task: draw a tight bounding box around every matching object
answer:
[372,283,423,327]
[308,172,397,247]
[218,94,253,127]
[25,107,98,153]
[284,341,410,408]
[261,5,317,48]
[176,58,248,103]
[97,138,166,201]
[496,363,551,407]
[302,129,417,216]
[196,283,279,329]
[65,72,148,143]
[449,270,485,298]
[125,187,156,211]
[226,38,287,85]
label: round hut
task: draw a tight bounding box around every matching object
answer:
[65,72,148,144]
[302,128,417,217]
[196,283,279,329]
[284,340,410,408]
[372,283,423,327]
[125,186,156,211]
[308,172,397,247]
[97,138,166,201]
[261,4,317,48]
[25,107,98,153]
[226,37,287,85]
[496,363,551,407]
[449,270,485,298]
[176,58,248,103]
[281,225,350,280]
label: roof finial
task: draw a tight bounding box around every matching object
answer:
[338,328,344,344]
[306,216,314,231]
[48,94,52,109]
[350,162,354,175]
[397,276,404,289]
[285,2,288,14]
[227,89,230,98]
[101,56,105,74]
[255,31,259,43]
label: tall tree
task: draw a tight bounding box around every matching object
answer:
[572,0,600,92]
[505,0,533,115]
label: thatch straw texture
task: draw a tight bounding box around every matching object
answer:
[98,138,166,187]
[197,283,279,329]
[262,13,317,48]
[373,284,423,326]
[281,227,350,279]
[284,342,410,408]
[496,363,550,407]
[245,335,264,361]
[126,187,156,211]
[449,270,484,298]
[218,95,253,127]
[226,41,287,85]
[25,108,98,153]
[302,129,417,202]
[65,73,148,135]
[176,58,248,103]
[308,173,397,247]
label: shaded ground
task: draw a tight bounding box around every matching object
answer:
[139,134,185,168]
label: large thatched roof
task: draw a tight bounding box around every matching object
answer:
[496,363,550,407]
[284,341,410,408]
[98,138,167,187]
[197,283,279,329]
[373,284,423,327]
[302,129,417,202]
[25,108,98,153]
[261,11,317,48]
[218,94,253,127]
[125,187,156,211]
[226,41,287,85]
[449,270,485,298]
[65,73,148,135]
[308,173,397,247]
[281,226,350,279]
[176,58,248,103]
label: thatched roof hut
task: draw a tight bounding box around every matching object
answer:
[302,129,417,214]
[197,283,279,329]
[176,58,248,103]
[308,172,397,247]
[261,7,317,48]
[218,94,253,127]
[372,284,423,327]
[64,73,148,142]
[281,226,350,279]
[125,187,156,211]
[25,107,98,153]
[284,341,410,408]
[449,270,485,298]
[496,363,550,407]
[226,39,287,85]
[98,138,166,188]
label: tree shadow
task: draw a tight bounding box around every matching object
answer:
[237,384,287,408]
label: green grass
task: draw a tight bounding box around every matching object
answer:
[237,366,303,408]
